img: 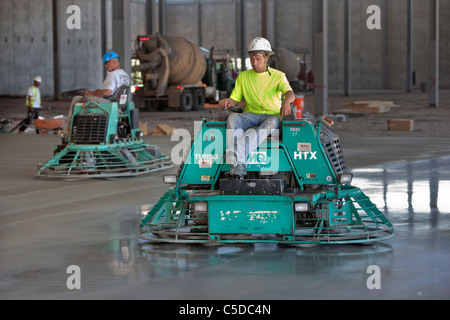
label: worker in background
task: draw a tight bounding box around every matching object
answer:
[218,37,295,177]
[66,51,130,128]
[19,75,42,134]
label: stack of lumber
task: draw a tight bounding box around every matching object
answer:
[149,123,176,135]
[342,100,397,114]
[388,119,414,131]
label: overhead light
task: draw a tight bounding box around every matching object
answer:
[337,173,353,184]
[163,174,177,184]
[294,202,309,212]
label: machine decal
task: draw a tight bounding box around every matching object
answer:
[247,151,267,164]
[248,211,279,224]
[297,142,311,151]
[194,154,219,160]
[119,94,127,104]
[201,175,211,182]
[293,151,317,160]
[220,210,279,224]
[199,159,212,168]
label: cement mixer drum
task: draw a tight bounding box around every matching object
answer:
[135,34,208,111]
[269,48,300,81]
[165,36,207,85]
[137,34,206,86]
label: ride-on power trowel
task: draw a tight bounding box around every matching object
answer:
[138,110,393,245]
[36,86,172,179]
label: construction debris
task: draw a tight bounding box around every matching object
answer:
[326,114,347,123]
[149,123,176,135]
[0,118,12,133]
[388,119,414,132]
[34,116,66,134]
[139,121,148,135]
[342,100,397,114]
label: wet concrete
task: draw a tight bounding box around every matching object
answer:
[0,134,449,300]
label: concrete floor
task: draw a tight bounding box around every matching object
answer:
[0,134,449,300]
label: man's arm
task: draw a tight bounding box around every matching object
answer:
[280,90,295,118]
[218,98,238,109]
[27,95,33,111]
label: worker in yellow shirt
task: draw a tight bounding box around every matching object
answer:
[19,75,42,134]
[218,37,295,177]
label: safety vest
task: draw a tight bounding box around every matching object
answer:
[26,85,41,108]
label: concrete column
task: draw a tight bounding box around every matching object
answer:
[196,0,201,45]
[261,0,267,39]
[406,0,413,92]
[158,0,166,35]
[240,0,247,71]
[52,0,60,99]
[344,0,351,96]
[146,0,155,34]
[428,0,439,107]
[234,0,238,64]
[112,0,131,76]
[313,0,328,115]
[261,0,275,47]
[382,0,387,89]
[266,0,275,46]
[101,0,108,80]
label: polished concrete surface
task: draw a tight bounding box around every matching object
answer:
[0,134,449,300]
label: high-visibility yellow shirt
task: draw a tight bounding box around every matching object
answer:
[26,85,41,109]
[230,66,292,115]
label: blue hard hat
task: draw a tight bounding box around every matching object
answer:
[103,51,120,64]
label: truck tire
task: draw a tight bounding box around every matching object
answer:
[193,88,205,111]
[179,89,193,112]
[144,100,157,112]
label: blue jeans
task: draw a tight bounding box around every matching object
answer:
[226,112,281,165]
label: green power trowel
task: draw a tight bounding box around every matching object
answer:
[138,111,393,245]
[36,87,172,179]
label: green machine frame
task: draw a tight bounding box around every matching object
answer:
[36,99,172,179]
[139,112,393,245]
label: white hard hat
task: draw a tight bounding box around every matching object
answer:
[247,37,275,56]
[33,75,42,83]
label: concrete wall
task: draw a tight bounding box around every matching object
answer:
[130,0,147,45]
[0,0,54,97]
[163,0,450,91]
[57,0,103,95]
[441,1,450,89]
[0,0,103,97]
[1,0,449,97]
